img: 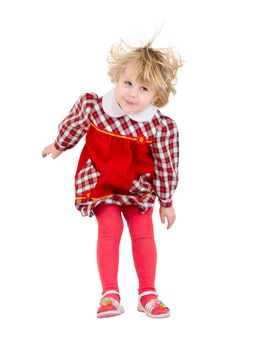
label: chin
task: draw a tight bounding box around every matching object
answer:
[125,108,139,114]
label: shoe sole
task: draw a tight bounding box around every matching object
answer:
[97,306,124,318]
[137,305,170,318]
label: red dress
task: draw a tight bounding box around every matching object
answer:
[54,91,179,217]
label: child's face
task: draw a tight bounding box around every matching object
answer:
[115,62,158,114]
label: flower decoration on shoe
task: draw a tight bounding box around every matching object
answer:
[152,299,167,309]
[100,297,112,307]
[159,303,167,308]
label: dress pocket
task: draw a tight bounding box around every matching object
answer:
[75,158,100,202]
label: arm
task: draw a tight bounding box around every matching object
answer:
[42,93,97,158]
[151,117,179,229]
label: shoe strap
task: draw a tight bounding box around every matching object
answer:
[102,290,120,297]
[100,296,121,310]
[138,290,158,300]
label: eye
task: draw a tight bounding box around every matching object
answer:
[140,86,149,92]
[124,80,132,86]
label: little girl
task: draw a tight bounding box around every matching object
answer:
[42,37,183,318]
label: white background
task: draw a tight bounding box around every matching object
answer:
[1,0,259,349]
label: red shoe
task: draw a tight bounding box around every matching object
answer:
[137,291,170,318]
[97,290,124,318]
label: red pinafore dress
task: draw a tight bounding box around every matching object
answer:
[74,116,156,216]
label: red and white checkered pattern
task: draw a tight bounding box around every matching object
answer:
[54,93,179,216]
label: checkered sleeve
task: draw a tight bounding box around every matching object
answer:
[54,93,97,151]
[151,117,179,207]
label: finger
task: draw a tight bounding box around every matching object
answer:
[42,150,48,157]
[167,217,173,229]
[160,213,165,224]
[52,152,61,159]
[167,217,175,229]
[42,146,50,157]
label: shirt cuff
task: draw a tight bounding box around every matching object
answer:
[54,140,65,152]
[159,199,173,208]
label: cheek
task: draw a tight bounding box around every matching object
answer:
[116,85,126,97]
[141,95,152,105]
[115,86,122,99]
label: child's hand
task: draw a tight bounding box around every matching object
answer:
[42,143,62,159]
[159,205,176,229]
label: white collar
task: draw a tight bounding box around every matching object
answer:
[102,88,157,122]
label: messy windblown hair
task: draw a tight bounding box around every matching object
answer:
[107,35,184,107]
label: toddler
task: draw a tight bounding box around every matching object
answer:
[42,36,183,318]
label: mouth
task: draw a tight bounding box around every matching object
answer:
[125,99,136,106]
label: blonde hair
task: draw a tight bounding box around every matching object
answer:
[107,35,184,107]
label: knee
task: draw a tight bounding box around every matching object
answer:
[124,209,154,240]
[97,214,124,240]
[129,221,154,241]
[95,205,123,239]
[131,231,154,242]
[98,221,123,240]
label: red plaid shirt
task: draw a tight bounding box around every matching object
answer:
[54,93,179,216]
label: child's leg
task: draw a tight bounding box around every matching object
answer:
[122,205,170,317]
[121,206,157,294]
[94,204,124,294]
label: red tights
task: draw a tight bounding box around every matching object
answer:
[94,204,157,295]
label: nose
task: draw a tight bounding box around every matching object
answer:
[128,87,138,99]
